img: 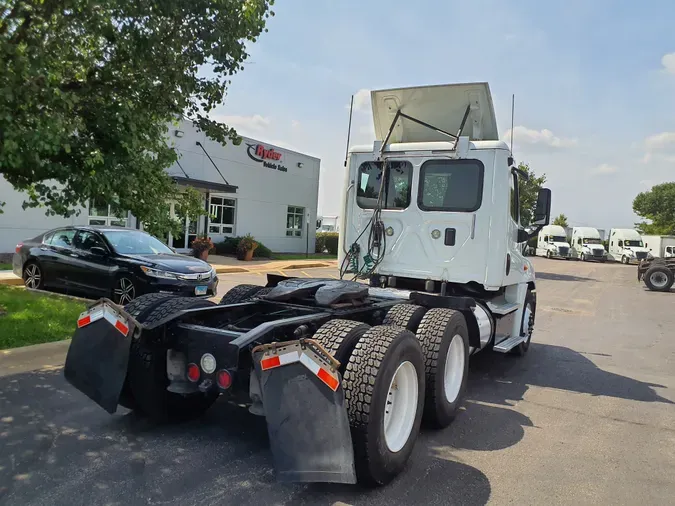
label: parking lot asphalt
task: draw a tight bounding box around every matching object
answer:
[1,259,674,505]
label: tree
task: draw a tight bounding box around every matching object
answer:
[553,213,569,228]
[0,0,274,235]
[633,182,675,235]
[517,162,547,226]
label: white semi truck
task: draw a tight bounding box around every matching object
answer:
[642,235,675,259]
[570,227,607,262]
[536,225,571,259]
[64,82,552,487]
[607,228,651,264]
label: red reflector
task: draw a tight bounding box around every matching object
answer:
[216,370,232,389]
[317,367,339,391]
[15,243,22,254]
[261,356,281,370]
[114,319,129,336]
[77,315,91,328]
[187,363,200,382]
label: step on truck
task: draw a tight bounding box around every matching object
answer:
[64,82,552,486]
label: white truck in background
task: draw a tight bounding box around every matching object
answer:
[570,227,607,262]
[607,228,651,264]
[316,215,340,232]
[536,225,571,259]
[642,235,675,259]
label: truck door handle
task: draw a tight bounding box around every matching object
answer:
[444,228,456,246]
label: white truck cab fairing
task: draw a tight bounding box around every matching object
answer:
[570,227,607,262]
[607,229,650,264]
[339,83,550,353]
[536,225,571,259]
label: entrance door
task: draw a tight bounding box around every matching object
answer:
[168,202,199,252]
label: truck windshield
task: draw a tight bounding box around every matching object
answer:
[583,238,602,244]
[624,240,643,247]
[550,236,567,242]
[356,161,412,210]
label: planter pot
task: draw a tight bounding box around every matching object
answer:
[198,250,209,261]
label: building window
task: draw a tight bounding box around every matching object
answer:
[208,196,236,235]
[88,199,127,227]
[286,206,304,237]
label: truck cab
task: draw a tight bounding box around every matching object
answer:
[642,235,675,259]
[339,82,551,352]
[536,225,571,259]
[571,227,607,262]
[608,229,650,264]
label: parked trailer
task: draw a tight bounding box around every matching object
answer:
[63,82,552,486]
[642,235,675,259]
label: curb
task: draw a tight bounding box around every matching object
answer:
[0,275,23,286]
[0,339,71,357]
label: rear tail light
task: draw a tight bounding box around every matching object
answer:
[187,363,200,382]
[15,243,22,254]
[216,370,232,390]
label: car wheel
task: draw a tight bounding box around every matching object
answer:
[113,276,136,305]
[23,262,44,290]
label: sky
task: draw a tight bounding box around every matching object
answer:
[210,0,675,231]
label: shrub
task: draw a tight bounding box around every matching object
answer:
[236,234,258,260]
[254,242,272,258]
[191,236,214,258]
[316,232,339,255]
[214,237,239,256]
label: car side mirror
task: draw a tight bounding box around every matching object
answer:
[90,246,108,256]
[533,188,551,226]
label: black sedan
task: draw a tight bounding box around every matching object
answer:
[13,226,218,303]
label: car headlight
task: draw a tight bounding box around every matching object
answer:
[140,266,179,279]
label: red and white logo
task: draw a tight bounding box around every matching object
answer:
[246,143,282,163]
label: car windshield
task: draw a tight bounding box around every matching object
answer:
[102,230,174,255]
[583,238,602,244]
[551,236,567,242]
[624,240,643,247]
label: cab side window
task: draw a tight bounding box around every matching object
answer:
[509,173,519,223]
[578,238,582,245]
[544,235,549,242]
[618,240,623,247]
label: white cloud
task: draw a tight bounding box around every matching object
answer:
[291,119,301,128]
[504,126,578,148]
[350,88,371,112]
[642,131,675,163]
[591,163,618,175]
[216,114,271,134]
[661,52,675,74]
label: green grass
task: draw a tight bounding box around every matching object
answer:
[271,253,337,261]
[0,263,12,270]
[0,286,87,350]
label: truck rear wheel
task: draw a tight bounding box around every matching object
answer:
[643,265,674,292]
[343,326,425,486]
[415,309,470,429]
[126,297,219,422]
[383,304,427,333]
[312,319,370,375]
[219,284,264,305]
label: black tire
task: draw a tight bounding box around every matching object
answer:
[621,255,629,265]
[123,293,177,317]
[415,308,470,429]
[643,265,674,292]
[343,326,425,486]
[253,287,274,299]
[22,261,44,290]
[580,253,586,261]
[546,250,551,259]
[383,304,427,333]
[113,275,137,305]
[511,290,536,356]
[218,284,264,305]
[312,319,370,375]
[126,297,219,422]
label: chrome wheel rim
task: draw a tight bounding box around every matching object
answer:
[24,264,41,289]
[649,272,669,289]
[443,334,465,403]
[383,361,418,453]
[114,277,135,304]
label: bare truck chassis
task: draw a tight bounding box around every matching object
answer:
[64,275,507,486]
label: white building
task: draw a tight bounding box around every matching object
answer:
[0,120,321,254]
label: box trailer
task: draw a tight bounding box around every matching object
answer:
[642,235,675,259]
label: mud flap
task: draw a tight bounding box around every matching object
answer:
[253,340,356,484]
[64,301,136,414]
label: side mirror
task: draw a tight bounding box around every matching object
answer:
[517,229,529,243]
[533,188,551,226]
[90,246,108,256]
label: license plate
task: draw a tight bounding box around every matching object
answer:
[195,285,208,296]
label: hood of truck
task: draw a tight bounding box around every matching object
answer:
[550,242,570,249]
[583,244,606,252]
[624,247,650,254]
[370,82,499,144]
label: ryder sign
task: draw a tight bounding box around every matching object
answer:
[246,143,288,172]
